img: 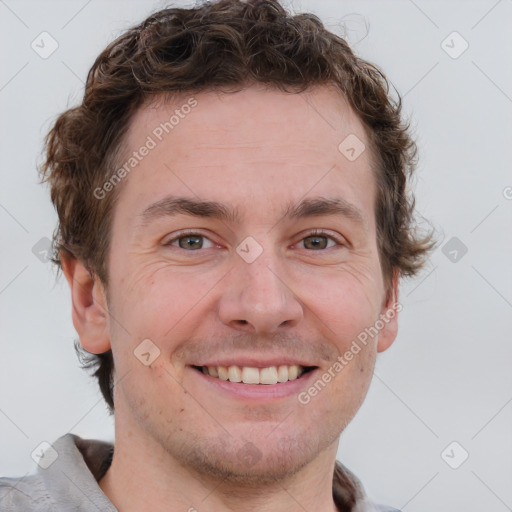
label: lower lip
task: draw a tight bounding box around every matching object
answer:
[190,366,318,400]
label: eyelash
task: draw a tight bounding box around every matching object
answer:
[164,229,345,251]
[304,229,344,245]
[164,230,218,250]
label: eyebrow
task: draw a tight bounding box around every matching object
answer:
[137,196,241,228]
[136,195,367,231]
[282,196,367,230]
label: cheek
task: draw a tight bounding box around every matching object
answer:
[110,263,208,336]
[294,264,381,398]
[297,266,382,340]
[116,364,191,429]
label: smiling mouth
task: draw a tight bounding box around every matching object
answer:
[192,364,316,385]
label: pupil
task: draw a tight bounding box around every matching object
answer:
[179,235,202,249]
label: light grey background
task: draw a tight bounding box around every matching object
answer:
[1,1,511,510]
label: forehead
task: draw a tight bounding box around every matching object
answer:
[128,84,367,154]
[114,84,376,229]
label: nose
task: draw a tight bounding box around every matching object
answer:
[218,248,304,334]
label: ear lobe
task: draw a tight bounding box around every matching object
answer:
[61,252,111,354]
[377,268,400,353]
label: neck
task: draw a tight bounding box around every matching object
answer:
[99,426,340,512]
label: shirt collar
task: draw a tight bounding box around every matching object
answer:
[42,434,379,512]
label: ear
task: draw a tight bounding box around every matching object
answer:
[60,251,111,354]
[377,268,400,353]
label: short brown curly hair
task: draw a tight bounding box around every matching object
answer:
[39,0,435,414]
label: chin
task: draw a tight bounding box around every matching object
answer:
[190,450,311,487]
[168,429,333,488]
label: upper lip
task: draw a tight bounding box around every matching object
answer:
[191,357,317,368]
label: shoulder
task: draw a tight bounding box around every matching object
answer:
[0,473,53,511]
[0,433,116,512]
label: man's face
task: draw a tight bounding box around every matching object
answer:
[102,85,398,482]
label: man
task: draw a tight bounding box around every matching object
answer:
[0,1,434,510]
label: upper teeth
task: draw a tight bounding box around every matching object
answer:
[200,365,305,384]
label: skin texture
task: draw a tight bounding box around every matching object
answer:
[62,84,399,512]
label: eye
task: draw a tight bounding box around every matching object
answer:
[298,231,343,250]
[165,231,215,250]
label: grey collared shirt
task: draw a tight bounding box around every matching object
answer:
[0,434,401,511]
